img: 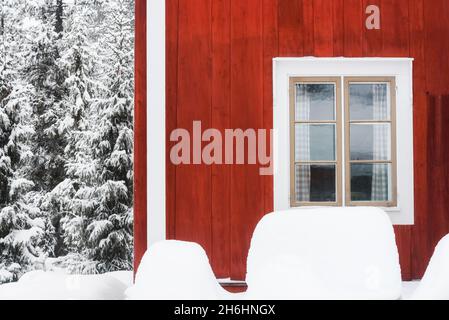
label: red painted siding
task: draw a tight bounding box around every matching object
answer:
[164,0,449,280]
[134,0,147,273]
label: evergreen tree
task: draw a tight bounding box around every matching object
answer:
[0,0,134,282]
[0,1,55,282]
[58,0,134,273]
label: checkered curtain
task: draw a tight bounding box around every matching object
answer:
[371,84,389,201]
[296,85,311,202]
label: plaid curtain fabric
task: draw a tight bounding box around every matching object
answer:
[371,84,389,201]
[296,85,311,202]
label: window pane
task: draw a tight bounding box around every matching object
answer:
[295,164,336,202]
[350,164,392,202]
[295,124,336,161]
[350,124,391,161]
[296,83,335,121]
[349,83,390,121]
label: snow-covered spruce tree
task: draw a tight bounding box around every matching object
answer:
[85,0,134,273]
[0,0,56,283]
[46,0,110,271]
[1,0,134,279]
[49,0,134,273]
[25,1,67,192]
[19,0,72,260]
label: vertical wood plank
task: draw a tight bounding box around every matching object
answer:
[302,0,315,55]
[211,0,231,278]
[343,0,363,56]
[381,0,409,56]
[263,0,278,214]
[278,0,303,56]
[313,0,334,56]
[332,0,344,56]
[134,0,147,273]
[166,0,179,240]
[230,0,265,280]
[409,0,428,279]
[427,94,449,274]
[175,0,212,253]
[424,0,449,94]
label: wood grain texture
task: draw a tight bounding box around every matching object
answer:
[409,0,428,279]
[164,0,449,280]
[313,0,333,56]
[230,0,265,280]
[133,0,147,274]
[175,0,213,254]
[166,0,179,240]
[343,0,363,56]
[278,0,303,56]
[211,0,231,278]
[262,0,278,214]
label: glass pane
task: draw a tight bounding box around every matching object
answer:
[295,124,336,161]
[349,83,391,121]
[295,83,335,121]
[295,164,336,202]
[350,124,391,161]
[350,164,392,202]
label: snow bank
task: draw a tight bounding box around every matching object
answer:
[411,234,449,300]
[0,270,128,300]
[126,241,230,300]
[107,271,134,288]
[0,270,14,284]
[245,207,402,300]
[402,281,420,300]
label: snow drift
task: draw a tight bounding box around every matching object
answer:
[0,270,128,300]
[126,241,230,300]
[245,207,402,300]
[411,234,449,300]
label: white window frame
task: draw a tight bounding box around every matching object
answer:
[273,57,414,225]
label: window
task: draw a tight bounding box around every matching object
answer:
[345,77,397,207]
[289,78,342,206]
[290,76,397,207]
[274,58,413,224]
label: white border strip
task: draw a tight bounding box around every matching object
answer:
[147,1,166,246]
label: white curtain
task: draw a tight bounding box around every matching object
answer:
[371,84,389,201]
[296,85,311,202]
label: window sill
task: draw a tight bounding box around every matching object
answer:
[286,206,411,225]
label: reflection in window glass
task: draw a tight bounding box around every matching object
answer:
[295,164,336,202]
[350,164,392,202]
[295,124,336,161]
[350,124,391,161]
[296,84,335,121]
[349,83,390,121]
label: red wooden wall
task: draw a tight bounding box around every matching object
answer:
[134,0,147,273]
[164,0,449,280]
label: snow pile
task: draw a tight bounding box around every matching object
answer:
[411,234,449,300]
[0,270,14,284]
[106,271,134,288]
[126,241,230,300]
[401,281,420,300]
[0,270,128,300]
[245,207,402,300]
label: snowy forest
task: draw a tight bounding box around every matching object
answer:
[0,0,134,283]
